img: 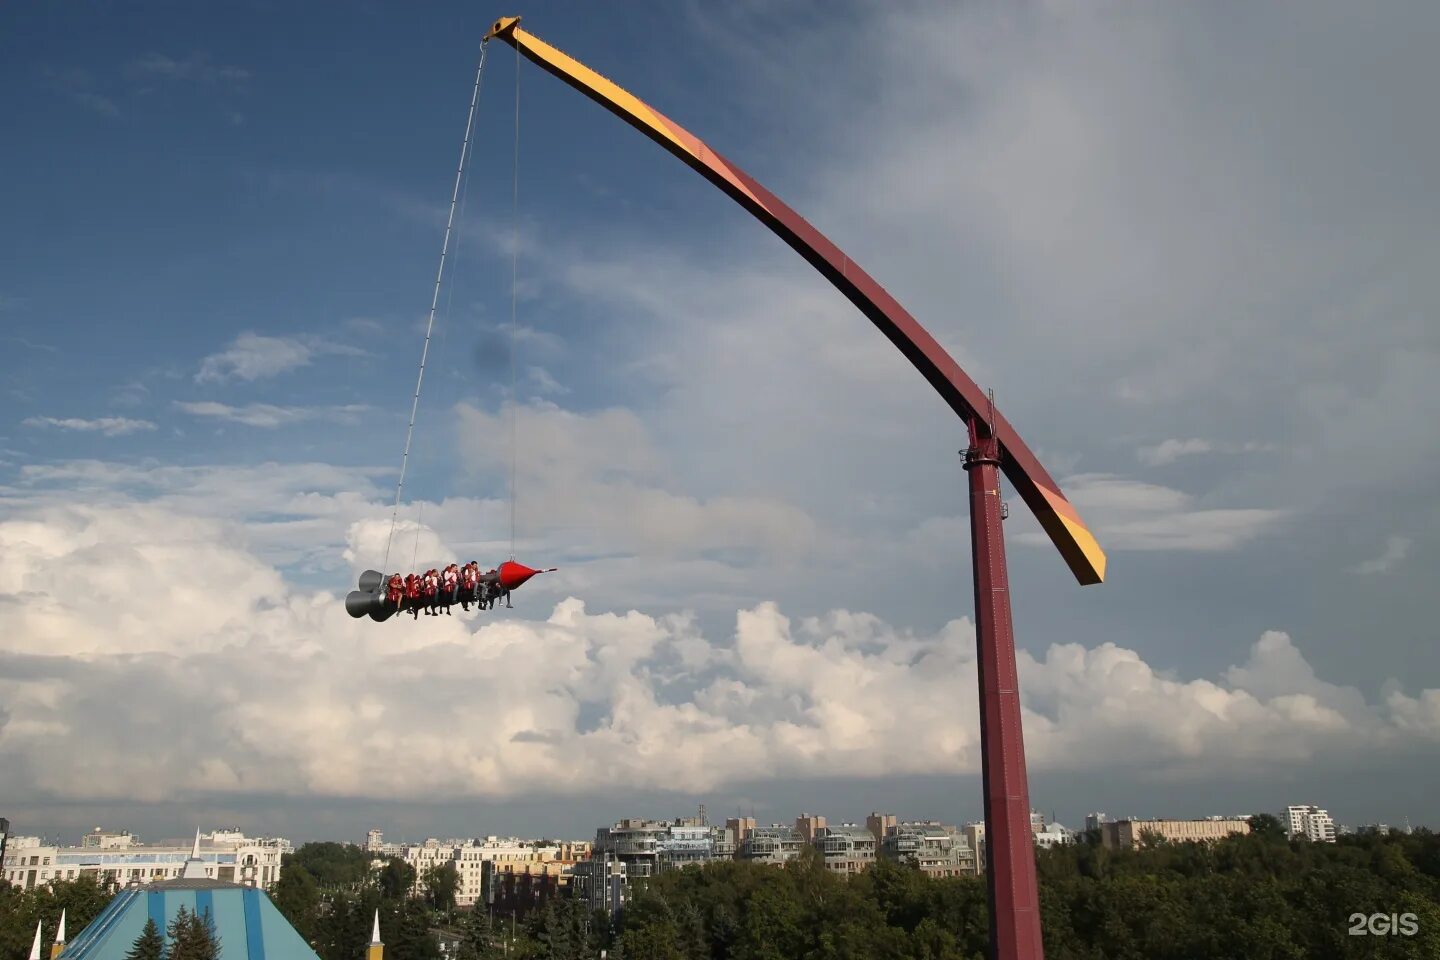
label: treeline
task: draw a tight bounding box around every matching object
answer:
[0,875,111,960]
[608,822,1440,960]
[6,825,1437,960]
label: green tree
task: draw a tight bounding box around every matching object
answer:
[421,863,459,914]
[167,906,220,960]
[1247,814,1287,842]
[379,859,417,902]
[271,865,321,941]
[123,918,166,960]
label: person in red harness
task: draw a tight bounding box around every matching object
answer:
[441,563,459,614]
[404,573,422,619]
[460,562,478,611]
[386,574,405,612]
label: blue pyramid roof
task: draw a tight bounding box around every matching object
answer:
[64,881,320,960]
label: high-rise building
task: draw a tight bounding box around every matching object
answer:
[725,817,756,847]
[961,822,986,872]
[1283,806,1337,843]
[795,813,827,845]
[866,813,897,846]
[365,829,384,851]
[594,819,721,879]
[1084,813,1109,833]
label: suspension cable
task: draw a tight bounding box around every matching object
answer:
[381,40,490,573]
[508,41,521,561]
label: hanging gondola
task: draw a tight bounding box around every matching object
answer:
[345,561,556,622]
[347,32,555,624]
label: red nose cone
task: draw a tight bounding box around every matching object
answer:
[498,560,549,591]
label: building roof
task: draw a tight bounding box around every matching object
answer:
[63,881,319,960]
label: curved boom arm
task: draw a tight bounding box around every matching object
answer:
[484,16,1105,585]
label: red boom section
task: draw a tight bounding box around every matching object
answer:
[484,16,1105,587]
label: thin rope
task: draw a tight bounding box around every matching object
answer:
[508,42,521,561]
[410,501,425,572]
[381,40,489,573]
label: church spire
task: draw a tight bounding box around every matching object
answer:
[50,910,66,960]
[367,910,383,960]
[28,921,42,960]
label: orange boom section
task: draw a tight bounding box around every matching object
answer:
[483,16,1105,584]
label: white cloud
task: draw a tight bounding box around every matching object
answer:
[1353,536,1411,575]
[195,333,314,383]
[175,401,370,428]
[0,500,1434,805]
[22,416,156,437]
[1021,474,1287,552]
[1138,438,1214,466]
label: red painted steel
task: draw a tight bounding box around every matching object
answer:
[966,419,1045,960]
[489,21,1104,587]
[498,560,552,591]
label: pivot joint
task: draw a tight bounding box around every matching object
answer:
[484,16,521,41]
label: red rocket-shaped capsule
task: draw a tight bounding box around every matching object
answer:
[498,560,557,591]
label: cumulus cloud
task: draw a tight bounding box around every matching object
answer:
[0,500,1435,806]
[194,332,363,384]
[175,401,370,428]
[1353,536,1411,575]
[22,416,157,437]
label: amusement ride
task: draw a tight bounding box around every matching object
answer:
[344,17,1107,960]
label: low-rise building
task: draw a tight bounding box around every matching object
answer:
[737,826,804,865]
[2,830,288,891]
[398,837,585,907]
[1100,818,1251,850]
[815,825,876,875]
[882,821,976,877]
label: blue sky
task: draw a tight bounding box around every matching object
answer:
[2,0,1438,843]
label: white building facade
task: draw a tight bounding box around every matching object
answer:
[1284,805,1337,843]
[396,837,587,907]
[2,830,288,891]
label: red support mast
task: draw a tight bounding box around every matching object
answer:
[966,418,1044,960]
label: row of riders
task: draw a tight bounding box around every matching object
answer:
[385,563,506,618]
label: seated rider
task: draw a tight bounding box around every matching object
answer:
[404,573,422,620]
[386,574,405,610]
[460,562,477,611]
[423,568,440,616]
[441,563,459,615]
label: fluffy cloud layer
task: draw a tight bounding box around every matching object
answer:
[1,499,1434,806]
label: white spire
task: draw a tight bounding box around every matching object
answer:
[371,910,382,945]
[56,911,66,945]
[29,921,43,960]
[180,829,207,880]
